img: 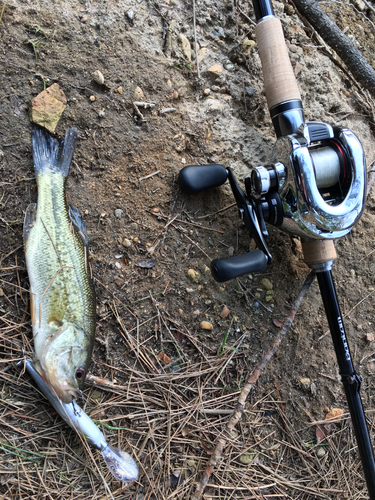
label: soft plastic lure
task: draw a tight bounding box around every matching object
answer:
[22,358,139,483]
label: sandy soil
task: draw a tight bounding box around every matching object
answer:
[1,0,375,498]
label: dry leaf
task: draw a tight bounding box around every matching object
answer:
[158,352,171,364]
[325,408,344,422]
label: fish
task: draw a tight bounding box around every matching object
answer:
[22,358,139,483]
[24,126,96,404]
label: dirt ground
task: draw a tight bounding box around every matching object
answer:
[1,0,375,498]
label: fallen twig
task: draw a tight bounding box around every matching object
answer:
[139,170,160,182]
[292,0,375,96]
[191,270,316,500]
[193,0,200,79]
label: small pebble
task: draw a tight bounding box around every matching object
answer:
[203,88,211,95]
[214,26,225,38]
[92,70,104,85]
[187,269,200,283]
[265,293,274,303]
[261,278,273,290]
[299,377,311,390]
[245,87,256,97]
[89,95,96,102]
[122,238,132,248]
[242,39,256,55]
[126,10,134,20]
[353,0,366,10]
[316,447,326,458]
[220,305,230,318]
[178,33,192,62]
[114,209,123,219]
[240,452,254,465]
[116,86,123,95]
[98,109,105,118]
[0,288,4,297]
[208,64,223,76]
[198,47,210,62]
[115,262,122,269]
[200,321,213,330]
[134,86,144,100]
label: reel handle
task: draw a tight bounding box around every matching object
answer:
[211,250,268,283]
[179,164,228,195]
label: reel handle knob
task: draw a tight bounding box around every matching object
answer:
[179,164,228,195]
[210,250,268,283]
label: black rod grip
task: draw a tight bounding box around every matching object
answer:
[179,164,228,195]
[211,250,268,282]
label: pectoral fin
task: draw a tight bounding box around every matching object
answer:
[24,203,37,245]
[68,205,89,246]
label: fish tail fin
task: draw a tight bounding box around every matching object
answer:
[32,126,78,177]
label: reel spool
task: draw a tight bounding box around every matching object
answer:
[249,121,367,240]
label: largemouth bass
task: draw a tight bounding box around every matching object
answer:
[22,358,139,483]
[24,126,96,404]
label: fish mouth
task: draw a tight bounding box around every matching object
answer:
[45,360,80,403]
[50,379,80,404]
[33,361,79,404]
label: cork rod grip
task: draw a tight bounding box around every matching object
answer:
[301,240,337,266]
[255,17,301,110]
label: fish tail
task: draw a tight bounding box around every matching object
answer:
[32,126,78,177]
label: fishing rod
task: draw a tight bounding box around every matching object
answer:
[179,0,375,497]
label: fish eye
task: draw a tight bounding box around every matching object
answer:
[75,367,85,380]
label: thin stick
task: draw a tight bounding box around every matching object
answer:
[151,211,224,234]
[214,333,246,385]
[192,270,316,500]
[274,375,285,415]
[40,217,62,267]
[193,0,200,79]
[197,202,237,219]
[0,3,5,23]
[0,244,23,264]
[139,170,160,182]
[40,265,75,299]
[15,255,22,300]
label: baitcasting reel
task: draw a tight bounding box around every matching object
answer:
[181,0,375,494]
[179,120,367,282]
